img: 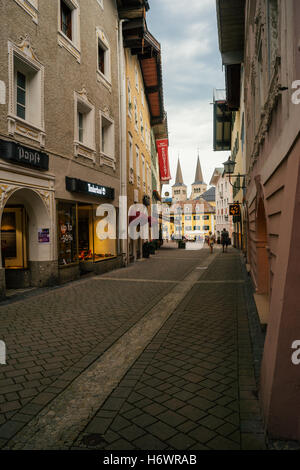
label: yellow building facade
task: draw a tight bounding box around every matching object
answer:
[125,49,152,261]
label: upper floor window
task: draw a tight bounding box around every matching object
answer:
[58,0,81,62]
[8,38,45,146]
[267,0,278,79]
[74,89,95,154]
[135,66,139,92]
[61,0,72,40]
[96,29,111,83]
[128,80,132,117]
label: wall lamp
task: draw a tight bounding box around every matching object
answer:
[223,157,247,190]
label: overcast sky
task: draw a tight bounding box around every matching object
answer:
[147,0,230,196]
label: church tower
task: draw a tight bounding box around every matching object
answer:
[172,159,187,202]
[191,154,207,199]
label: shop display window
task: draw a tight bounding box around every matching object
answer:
[1,207,27,268]
[57,202,77,265]
[93,209,117,261]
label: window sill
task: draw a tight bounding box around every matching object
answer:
[8,114,45,147]
[74,141,96,162]
[13,0,38,23]
[57,31,81,63]
[96,70,112,92]
[100,151,116,170]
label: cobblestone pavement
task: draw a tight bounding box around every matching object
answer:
[0,244,211,447]
[72,251,266,451]
[0,245,267,450]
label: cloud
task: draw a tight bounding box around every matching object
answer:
[147,1,229,194]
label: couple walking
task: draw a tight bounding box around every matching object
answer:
[208,228,230,254]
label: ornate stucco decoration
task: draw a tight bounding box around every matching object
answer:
[0,184,17,213]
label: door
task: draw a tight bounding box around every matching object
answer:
[1,208,27,268]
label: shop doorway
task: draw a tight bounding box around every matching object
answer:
[1,188,53,289]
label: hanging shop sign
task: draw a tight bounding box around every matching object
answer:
[229,204,241,217]
[66,177,114,200]
[156,139,171,184]
[0,139,49,170]
[38,228,50,243]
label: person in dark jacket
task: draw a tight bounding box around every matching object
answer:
[221,228,229,253]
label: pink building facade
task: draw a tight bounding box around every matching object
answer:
[217,0,300,440]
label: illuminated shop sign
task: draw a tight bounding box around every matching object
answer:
[66,177,114,200]
[0,139,49,170]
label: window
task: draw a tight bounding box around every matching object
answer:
[101,114,114,157]
[98,44,105,74]
[74,89,95,160]
[16,71,26,120]
[142,155,145,189]
[134,98,138,131]
[135,66,139,92]
[8,38,45,146]
[58,0,80,62]
[61,0,72,40]
[97,0,103,8]
[185,216,192,221]
[203,225,210,231]
[140,113,144,138]
[58,202,77,266]
[78,111,83,142]
[128,80,132,117]
[203,215,209,221]
[129,133,133,183]
[136,146,140,186]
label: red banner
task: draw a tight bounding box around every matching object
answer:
[156,139,171,183]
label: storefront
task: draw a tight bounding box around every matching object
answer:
[58,177,121,282]
[0,139,56,297]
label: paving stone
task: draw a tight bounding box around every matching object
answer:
[207,435,240,450]
[157,410,187,427]
[167,433,196,450]
[132,414,157,427]
[189,426,217,444]
[163,398,186,411]
[146,421,177,440]
[177,405,207,422]
[133,434,168,450]
[199,415,225,430]
[0,421,25,439]
[241,433,266,450]
[85,417,112,435]
[143,403,167,416]
[119,424,145,441]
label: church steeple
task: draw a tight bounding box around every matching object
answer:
[175,158,184,185]
[191,153,207,199]
[194,155,204,184]
[172,158,187,202]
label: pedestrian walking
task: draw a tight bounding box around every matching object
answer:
[221,228,230,253]
[209,231,215,254]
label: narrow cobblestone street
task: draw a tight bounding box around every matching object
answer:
[0,245,266,450]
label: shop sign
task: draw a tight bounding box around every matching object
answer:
[156,139,171,183]
[229,204,241,217]
[0,139,49,170]
[38,228,50,243]
[66,177,114,200]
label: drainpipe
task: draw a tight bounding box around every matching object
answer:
[118,19,128,266]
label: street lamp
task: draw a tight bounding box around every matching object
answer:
[223,157,246,190]
[223,157,236,175]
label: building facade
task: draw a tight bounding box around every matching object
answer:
[210,167,233,240]
[0,0,126,298]
[216,0,300,441]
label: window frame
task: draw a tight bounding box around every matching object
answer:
[57,0,81,63]
[99,110,115,169]
[96,28,111,86]
[74,89,96,161]
[13,0,39,23]
[8,38,45,146]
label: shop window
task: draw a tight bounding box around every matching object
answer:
[57,202,77,265]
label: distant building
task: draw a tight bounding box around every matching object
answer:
[210,168,233,240]
[191,155,207,199]
[172,159,187,202]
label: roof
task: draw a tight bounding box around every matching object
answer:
[173,159,185,186]
[200,187,216,202]
[192,156,205,185]
[175,199,216,214]
[216,0,245,65]
[210,167,224,186]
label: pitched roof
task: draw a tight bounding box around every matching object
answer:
[173,159,186,187]
[175,198,215,214]
[199,187,216,202]
[192,156,205,185]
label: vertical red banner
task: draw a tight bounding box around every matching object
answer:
[156,139,171,183]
